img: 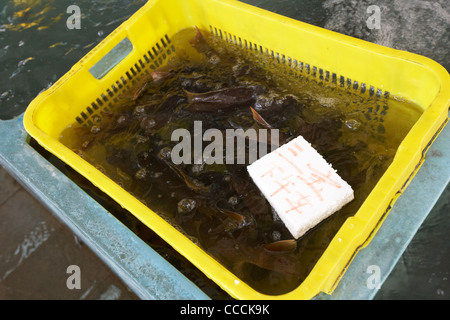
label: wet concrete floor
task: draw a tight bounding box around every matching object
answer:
[0,166,139,300]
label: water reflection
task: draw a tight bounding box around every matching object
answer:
[375,185,450,300]
[0,0,146,120]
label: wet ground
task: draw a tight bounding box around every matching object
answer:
[0,0,449,299]
[0,165,139,299]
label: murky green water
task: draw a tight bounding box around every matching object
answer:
[0,0,147,120]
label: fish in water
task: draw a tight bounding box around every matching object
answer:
[61,26,395,295]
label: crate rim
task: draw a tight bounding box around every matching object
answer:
[23,0,450,300]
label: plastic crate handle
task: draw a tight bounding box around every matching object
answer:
[89,37,133,80]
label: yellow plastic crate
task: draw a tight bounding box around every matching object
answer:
[23,0,450,299]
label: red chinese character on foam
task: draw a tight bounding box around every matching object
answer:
[286,142,304,157]
[284,192,311,215]
[295,174,325,202]
[270,146,343,203]
[260,161,285,179]
[306,163,342,189]
[274,150,303,176]
[270,175,297,198]
[294,164,342,202]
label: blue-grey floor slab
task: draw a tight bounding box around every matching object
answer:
[0,182,139,300]
[0,115,210,300]
[375,184,450,300]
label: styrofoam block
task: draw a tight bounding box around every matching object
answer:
[247,135,354,239]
